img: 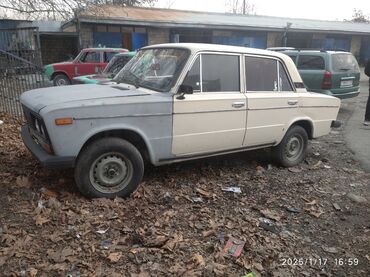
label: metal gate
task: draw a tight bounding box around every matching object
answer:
[0,27,47,117]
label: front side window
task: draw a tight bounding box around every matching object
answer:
[182,56,201,92]
[81,51,100,63]
[202,54,240,92]
[182,54,240,92]
[245,56,278,91]
[297,55,325,70]
[114,48,189,92]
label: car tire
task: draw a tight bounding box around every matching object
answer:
[74,137,144,198]
[272,125,308,167]
[53,74,71,86]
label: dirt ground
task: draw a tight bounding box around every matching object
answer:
[0,111,369,277]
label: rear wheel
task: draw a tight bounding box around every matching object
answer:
[53,74,71,86]
[74,137,144,198]
[272,125,308,167]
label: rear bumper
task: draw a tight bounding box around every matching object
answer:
[308,88,360,99]
[21,125,75,168]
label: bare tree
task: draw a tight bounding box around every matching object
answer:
[0,0,158,20]
[350,8,370,23]
[225,0,255,15]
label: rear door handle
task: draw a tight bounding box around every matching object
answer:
[288,100,298,105]
[232,102,245,108]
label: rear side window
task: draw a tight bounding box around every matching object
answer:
[297,55,325,70]
[332,54,359,72]
[279,62,293,91]
[202,54,240,92]
[245,56,278,91]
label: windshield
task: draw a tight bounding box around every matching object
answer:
[103,55,133,77]
[113,48,189,92]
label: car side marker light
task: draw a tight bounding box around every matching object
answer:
[55,118,73,126]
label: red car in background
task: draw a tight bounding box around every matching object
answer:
[44,47,128,86]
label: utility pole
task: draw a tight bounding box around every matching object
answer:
[243,0,246,15]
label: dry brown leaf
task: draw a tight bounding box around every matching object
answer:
[145,235,168,248]
[41,188,58,198]
[305,208,324,218]
[253,262,264,271]
[35,215,50,226]
[195,188,212,198]
[16,176,30,188]
[131,271,150,277]
[108,252,122,263]
[304,200,317,205]
[310,160,322,169]
[260,209,281,221]
[202,229,216,237]
[28,268,38,277]
[163,234,183,251]
[192,253,205,267]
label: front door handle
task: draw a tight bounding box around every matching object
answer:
[232,102,245,108]
[288,100,298,105]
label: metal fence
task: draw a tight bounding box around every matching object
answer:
[0,27,47,118]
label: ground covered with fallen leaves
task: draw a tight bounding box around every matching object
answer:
[0,112,369,277]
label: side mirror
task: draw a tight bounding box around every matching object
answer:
[176,84,193,100]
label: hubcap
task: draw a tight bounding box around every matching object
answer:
[56,77,67,86]
[89,153,133,194]
[285,135,303,162]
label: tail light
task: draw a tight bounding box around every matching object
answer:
[321,70,332,89]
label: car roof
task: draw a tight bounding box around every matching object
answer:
[281,49,352,55]
[83,48,128,52]
[114,51,137,57]
[143,43,289,58]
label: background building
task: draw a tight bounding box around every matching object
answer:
[61,6,370,64]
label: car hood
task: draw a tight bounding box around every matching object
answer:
[20,84,150,113]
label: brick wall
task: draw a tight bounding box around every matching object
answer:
[147,28,170,45]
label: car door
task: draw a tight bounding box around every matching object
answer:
[172,53,247,156]
[75,50,103,77]
[244,55,299,147]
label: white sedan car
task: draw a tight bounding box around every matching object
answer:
[20,43,341,198]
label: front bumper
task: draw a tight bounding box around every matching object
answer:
[21,125,75,168]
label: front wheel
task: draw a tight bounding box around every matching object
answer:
[74,138,144,198]
[272,125,308,167]
[53,74,71,86]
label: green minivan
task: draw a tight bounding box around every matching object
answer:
[281,50,360,99]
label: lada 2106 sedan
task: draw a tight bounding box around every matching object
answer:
[44,47,128,86]
[21,43,341,198]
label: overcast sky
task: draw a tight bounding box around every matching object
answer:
[156,0,370,21]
